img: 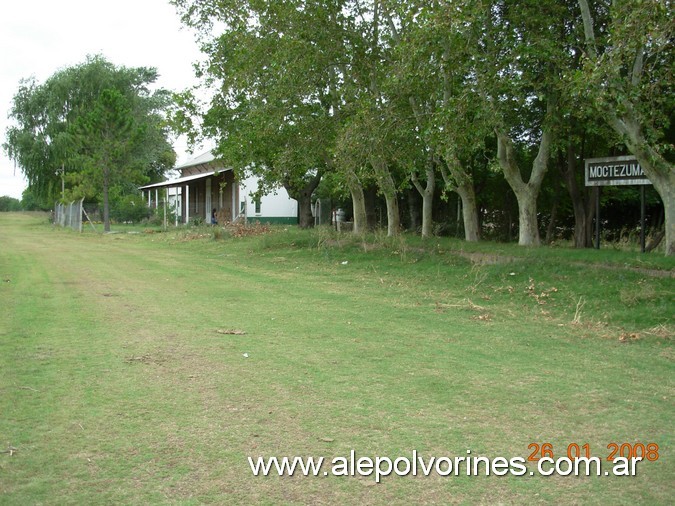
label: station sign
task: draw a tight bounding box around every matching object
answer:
[585,155,651,187]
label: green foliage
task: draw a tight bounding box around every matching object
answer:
[189,215,205,226]
[19,188,48,211]
[171,0,341,196]
[575,0,673,155]
[109,194,152,223]
[4,55,176,229]
[170,0,672,246]
[0,196,22,212]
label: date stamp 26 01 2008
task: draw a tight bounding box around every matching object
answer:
[527,442,660,462]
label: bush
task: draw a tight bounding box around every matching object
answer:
[111,194,152,223]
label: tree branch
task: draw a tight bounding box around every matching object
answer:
[577,0,598,59]
[410,171,425,195]
[495,130,525,193]
[631,46,645,87]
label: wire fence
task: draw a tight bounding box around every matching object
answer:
[54,198,84,232]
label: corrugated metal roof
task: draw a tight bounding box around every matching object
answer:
[139,168,232,190]
[174,150,216,170]
[140,151,230,190]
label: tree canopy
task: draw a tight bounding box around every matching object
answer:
[4,55,176,231]
[171,0,672,253]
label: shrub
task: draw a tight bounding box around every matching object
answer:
[111,194,152,223]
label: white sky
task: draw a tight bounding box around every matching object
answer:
[0,0,206,199]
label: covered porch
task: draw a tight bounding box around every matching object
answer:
[140,169,239,225]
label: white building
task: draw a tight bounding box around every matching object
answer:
[139,151,298,225]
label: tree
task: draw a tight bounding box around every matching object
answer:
[0,196,22,212]
[173,0,410,234]
[172,0,350,228]
[387,0,488,241]
[576,0,674,255]
[4,55,176,231]
[470,0,581,246]
[20,188,46,211]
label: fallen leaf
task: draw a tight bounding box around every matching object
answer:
[217,329,246,335]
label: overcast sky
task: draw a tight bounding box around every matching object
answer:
[0,0,206,199]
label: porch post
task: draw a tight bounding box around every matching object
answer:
[175,188,178,227]
[185,184,190,224]
[164,188,168,230]
[231,176,236,220]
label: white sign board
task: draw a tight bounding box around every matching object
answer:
[585,155,651,187]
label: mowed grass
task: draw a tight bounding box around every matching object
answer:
[0,213,673,505]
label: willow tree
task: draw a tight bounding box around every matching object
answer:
[4,55,175,230]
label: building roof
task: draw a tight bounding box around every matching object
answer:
[139,168,232,190]
[174,150,217,171]
[139,151,229,190]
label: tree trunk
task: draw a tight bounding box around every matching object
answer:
[407,188,422,232]
[496,128,553,246]
[545,191,559,244]
[297,194,314,228]
[103,167,110,232]
[607,114,675,255]
[371,157,400,236]
[364,185,378,230]
[456,186,480,242]
[345,167,367,234]
[560,140,595,248]
[440,153,480,241]
[284,171,322,229]
[383,192,400,237]
[411,160,436,238]
[421,185,433,237]
[514,192,540,246]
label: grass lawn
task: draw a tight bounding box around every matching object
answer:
[0,213,673,504]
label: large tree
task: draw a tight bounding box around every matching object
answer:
[174,0,412,234]
[470,0,581,246]
[172,0,351,228]
[576,0,674,255]
[386,0,489,241]
[4,55,175,231]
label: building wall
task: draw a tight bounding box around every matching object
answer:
[240,175,298,224]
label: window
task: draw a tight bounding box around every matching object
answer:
[254,197,261,215]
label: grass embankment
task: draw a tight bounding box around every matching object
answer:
[0,213,673,504]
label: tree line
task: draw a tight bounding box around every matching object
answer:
[171,0,673,254]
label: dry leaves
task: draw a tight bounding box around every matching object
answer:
[619,332,641,343]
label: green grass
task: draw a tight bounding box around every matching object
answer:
[1,213,673,504]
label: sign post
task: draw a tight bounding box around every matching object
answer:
[584,156,652,252]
